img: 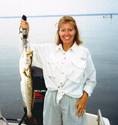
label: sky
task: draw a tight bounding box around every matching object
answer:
[0,0,118,17]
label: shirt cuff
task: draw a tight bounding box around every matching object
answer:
[84,84,94,96]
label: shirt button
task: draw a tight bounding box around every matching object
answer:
[49,76,51,78]
[63,52,66,55]
[64,57,66,60]
[60,82,63,84]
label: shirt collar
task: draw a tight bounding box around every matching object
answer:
[56,42,78,52]
[70,42,78,51]
[56,44,63,51]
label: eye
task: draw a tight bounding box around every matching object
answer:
[60,29,66,32]
[68,28,73,32]
[59,28,73,32]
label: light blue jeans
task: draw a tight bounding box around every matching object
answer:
[43,90,87,125]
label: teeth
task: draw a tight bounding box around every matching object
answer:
[64,37,70,40]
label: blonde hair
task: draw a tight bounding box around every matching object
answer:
[56,16,82,45]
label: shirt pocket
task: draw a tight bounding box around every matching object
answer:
[67,57,87,82]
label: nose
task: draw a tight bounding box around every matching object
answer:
[64,29,70,35]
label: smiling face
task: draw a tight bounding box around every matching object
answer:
[59,22,76,50]
[56,16,82,49]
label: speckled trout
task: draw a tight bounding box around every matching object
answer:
[19,48,33,118]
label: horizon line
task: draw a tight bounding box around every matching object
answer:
[0,12,118,19]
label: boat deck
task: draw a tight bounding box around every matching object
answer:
[8,111,110,125]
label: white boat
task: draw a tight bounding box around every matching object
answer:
[0,109,110,125]
[85,109,110,125]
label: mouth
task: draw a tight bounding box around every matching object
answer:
[63,36,71,40]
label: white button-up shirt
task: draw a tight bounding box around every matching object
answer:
[29,42,96,103]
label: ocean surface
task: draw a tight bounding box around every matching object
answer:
[0,15,118,125]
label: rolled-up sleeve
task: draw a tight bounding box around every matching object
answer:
[84,52,96,96]
[30,44,43,69]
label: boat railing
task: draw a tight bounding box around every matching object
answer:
[97,109,105,125]
[97,109,110,125]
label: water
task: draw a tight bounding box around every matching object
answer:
[0,16,118,125]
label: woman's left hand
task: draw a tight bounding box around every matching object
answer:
[75,91,88,117]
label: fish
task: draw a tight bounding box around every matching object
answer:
[19,48,33,118]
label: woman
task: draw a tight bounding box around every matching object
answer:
[20,16,96,125]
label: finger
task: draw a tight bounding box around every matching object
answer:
[78,110,85,117]
[76,108,85,117]
[77,104,84,112]
[80,109,85,116]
